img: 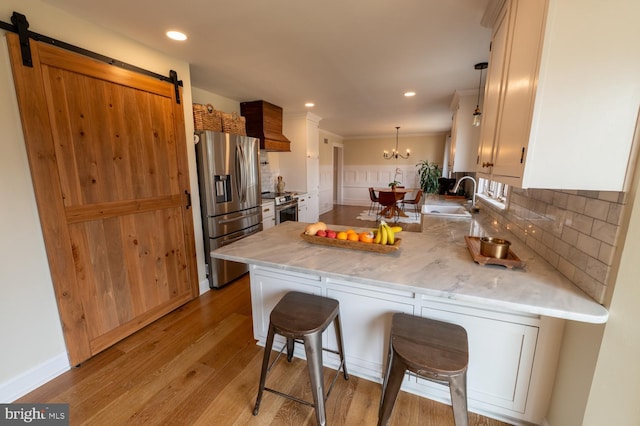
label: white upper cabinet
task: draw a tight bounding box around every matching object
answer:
[478,0,640,191]
[449,91,482,173]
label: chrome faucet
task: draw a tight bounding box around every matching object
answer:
[452,176,478,211]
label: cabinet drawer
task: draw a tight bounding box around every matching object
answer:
[261,201,275,218]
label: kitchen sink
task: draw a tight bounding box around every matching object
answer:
[422,204,472,218]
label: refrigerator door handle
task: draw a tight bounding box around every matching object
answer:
[236,143,247,203]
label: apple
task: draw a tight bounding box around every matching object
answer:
[315,229,327,237]
[325,230,337,238]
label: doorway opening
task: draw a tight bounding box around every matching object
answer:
[332,145,343,207]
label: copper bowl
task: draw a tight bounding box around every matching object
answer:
[480,237,511,259]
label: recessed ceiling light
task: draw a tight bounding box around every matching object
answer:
[166,31,187,41]
[404,91,416,97]
[305,102,315,107]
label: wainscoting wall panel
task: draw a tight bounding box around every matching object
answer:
[342,165,420,206]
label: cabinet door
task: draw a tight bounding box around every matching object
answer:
[417,304,538,413]
[477,2,508,177]
[326,282,414,381]
[250,267,322,340]
[491,0,546,180]
[306,193,319,223]
[261,201,275,230]
[449,106,459,172]
[297,195,309,222]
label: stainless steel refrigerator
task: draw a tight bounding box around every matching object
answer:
[194,131,262,288]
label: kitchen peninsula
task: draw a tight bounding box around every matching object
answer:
[211,217,608,425]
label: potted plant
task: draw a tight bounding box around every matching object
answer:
[388,180,402,190]
[416,160,441,195]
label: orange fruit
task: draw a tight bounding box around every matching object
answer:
[346,229,356,235]
[336,231,348,240]
[347,233,360,242]
[359,232,374,243]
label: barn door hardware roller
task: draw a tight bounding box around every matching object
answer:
[10,12,32,67]
[0,12,32,66]
[0,11,184,104]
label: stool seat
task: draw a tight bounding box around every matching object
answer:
[270,291,339,336]
[391,313,468,378]
[379,313,469,426]
[253,291,348,426]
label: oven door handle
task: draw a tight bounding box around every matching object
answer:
[277,201,298,210]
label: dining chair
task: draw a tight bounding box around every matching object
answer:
[377,191,401,223]
[401,190,422,219]
[368,187,380,215]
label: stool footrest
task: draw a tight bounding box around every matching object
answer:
[264,387,315,408]
[267,340,344,373]
[262,359,347,409]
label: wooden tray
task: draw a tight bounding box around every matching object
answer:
[464,236,525,269]
[300,233,401,254]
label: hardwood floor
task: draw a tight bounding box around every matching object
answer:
[18,274,510,425]
[319,204,423,233]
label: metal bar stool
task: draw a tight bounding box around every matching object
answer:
[378,313,469,426]
[253,291,349,425]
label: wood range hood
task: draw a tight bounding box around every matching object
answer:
[240,100,291,152]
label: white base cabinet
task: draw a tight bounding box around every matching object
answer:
[261,201,275,230]
[249,265,563,425]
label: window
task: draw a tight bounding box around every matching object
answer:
[477,177,508,209]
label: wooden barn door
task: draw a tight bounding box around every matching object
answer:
[7,33,199,365]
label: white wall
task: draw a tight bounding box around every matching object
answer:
[0,0,199,401]
[581,137,640,426]
[191,87,241,115]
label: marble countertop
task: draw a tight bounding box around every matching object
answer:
[211,215,609,323]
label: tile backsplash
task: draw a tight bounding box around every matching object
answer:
[480,188,628,304]
[259,150,279,193]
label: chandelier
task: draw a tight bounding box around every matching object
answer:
[383,127,410,160]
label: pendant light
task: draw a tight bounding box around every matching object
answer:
[383,127,410,159]
[472,62,488,127]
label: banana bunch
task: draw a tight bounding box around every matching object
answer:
[374,221,401,245]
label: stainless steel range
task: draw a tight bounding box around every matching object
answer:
[261,192,298,224]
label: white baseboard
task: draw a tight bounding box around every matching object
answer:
[0,352,70,403]
[199,278,210,295]
[340,199,370,207]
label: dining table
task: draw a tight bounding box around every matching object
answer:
[373,187,415,219]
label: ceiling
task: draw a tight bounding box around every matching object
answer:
[40,0,492,138]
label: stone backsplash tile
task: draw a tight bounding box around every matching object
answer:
[259,151,279,193]
[481,187,628,304]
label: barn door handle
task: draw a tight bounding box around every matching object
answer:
[185,190,192,209]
